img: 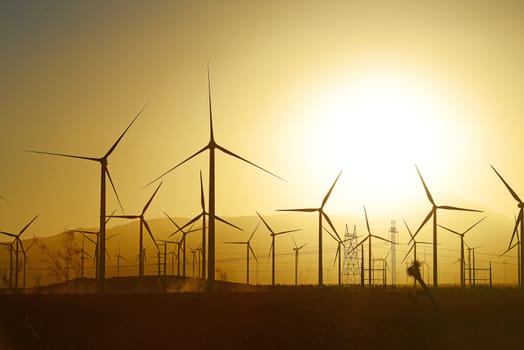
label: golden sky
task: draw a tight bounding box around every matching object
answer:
[1,0,524,283]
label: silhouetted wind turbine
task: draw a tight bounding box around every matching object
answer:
[291,236,307,286]
[145,67,281,292]
[165,213,201,278]
[0,214,38,290]
[278,171,342,286]
[21,237,38,288]
[257,212,300,286]
[29,105,146,292]
[491,165,524,289]
[224,222,260,285]
[349,207,392,286]
[174,171,243,279]
[115,242,126,277]
[413,165,482,288]
[110,182,162,278]
[438,216,486,288]
[401,219,432,287]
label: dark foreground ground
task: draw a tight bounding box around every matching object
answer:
[1,281,523,349]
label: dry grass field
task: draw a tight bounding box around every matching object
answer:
[1,279,523,349]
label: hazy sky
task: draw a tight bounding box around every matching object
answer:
[1,0,524,264]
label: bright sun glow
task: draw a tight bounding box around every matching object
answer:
[294,67,465,212]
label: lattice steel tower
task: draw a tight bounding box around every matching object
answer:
[343,224,360,284]
[389,220,398,285]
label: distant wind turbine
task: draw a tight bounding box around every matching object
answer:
[28,105,147,292]
[349,207,392,286]
[491,165,524,289]
[145,66,282,292]
[110,182,162,278]
[21,237,38,288]
[0,214,38,290]
[413,165,482,288]
[278,171,343,287]
[165,213,201,278]
[224,222,260,285]
[438,216,486,288]
[291,236,307,286]
[401,219,432,287]
[257,212,300,286]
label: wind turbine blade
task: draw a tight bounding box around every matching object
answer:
[19,214,38,235]
[291,235,298,248]
[106,209,116,224]
[267,241,273,262]
[500,241,519,257]
[462,216,487,235]
[224,241,245,244]
[215,216,243,231]
[322,212,342,242]
[298,243,307,250]
[256,212,275,234]
[105,168,125,213]
[104,103,147,158]
[348,237,368,255]
[333,245,340,267]
[363,206,371,236]
[491,165,523,203]
[414,210,434,238]
[371,235,394,244]
[144,145,208,188]
[27,150,98,162]
[415,165,435,206]
[216,144,284,181]
[322,226,339,243]
[321,170,342,208]
[508,211,522,249]
[403,219,414,240]
[277,208,318,213]
[18,240,25,254]
[437,224,462,236]
[199,170,206,211]
[143,181,163,214]
[207,61,215,142]
[438,205,482,212]
[143,219,159,251]
[249,245,258,264]
[248,222,260,242]
[274,228,301,236]
[110,215,141,219]
[401,244,414,264]
[0,231,17,238]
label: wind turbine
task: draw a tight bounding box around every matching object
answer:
[349,207,392,286]
[278,171,343,286]
[413,165,482,288]
[28,105,146,292]
[224,222,260,285]
[110,182,162,278]
[323,226,348,286]
[173,171,243,279]
[0,214,38,290]
[145,66,282,292]
[257,212,300,286]
[491,165,524,289]
[158,239,181,275]
[165,213,201,278]
[68,210,115,279]
[115,242,126,278]
[291,236,307,286]
[438,216,486,288]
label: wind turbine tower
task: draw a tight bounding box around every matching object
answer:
[389,220,398,285]
[342,225,360,284]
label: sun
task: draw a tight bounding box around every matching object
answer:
[291,66,467,214]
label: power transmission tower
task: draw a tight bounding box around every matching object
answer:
[389,220,398,285]
[343,225,360,284]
